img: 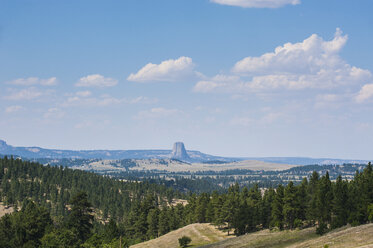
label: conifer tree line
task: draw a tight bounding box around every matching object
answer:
[1,157,373,247]
[0,156,181,221]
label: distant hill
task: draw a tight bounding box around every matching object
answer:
[0,140,239,163]
[0,139,370,165]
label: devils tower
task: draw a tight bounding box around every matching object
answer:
[171,142,190,161]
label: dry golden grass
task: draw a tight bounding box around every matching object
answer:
[130,223,232,248]
[201,223,373,248]
[288,223,373,248]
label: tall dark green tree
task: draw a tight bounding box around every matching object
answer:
[332,175,349,228]
[67,191,94,243]
[271,185,284,230]
[316,172,333,234]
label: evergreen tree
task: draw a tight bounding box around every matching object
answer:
[67,191,94,243]
[332,176,349,228]
[316,172,333,234]
[283,182,298,229]
[147,208,160,239]
[271,185,284,230]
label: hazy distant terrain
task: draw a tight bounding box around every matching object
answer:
[1,139,370,165]
[66,158,296,173]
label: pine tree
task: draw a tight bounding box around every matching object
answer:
[316,172,333,234]
[147,208,160,239]
[67,191,94,243]
[271,185,284,230]
[331,175,349,228]
[283,182,297,229]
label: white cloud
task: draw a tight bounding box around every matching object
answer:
[195,29,372,93]
[356,84,373,103]
[210,0,300,8]
[233,28,348,76]
[193,75,239,93]
[6,77,57,86]
[128,56,197,83]
[134,107,180,119]
[62,92,157,107]
[5,105,23,113]
[76,74,118,87]
[63,94,123,107]
[5,87,46,100]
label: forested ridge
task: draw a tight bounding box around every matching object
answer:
[1,157,373,247]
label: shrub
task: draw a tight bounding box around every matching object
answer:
[178,236,192,247]
[316,222,328,235]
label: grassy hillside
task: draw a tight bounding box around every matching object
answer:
[130,223,232,248]
[132,223,373,248]
[201,223,373,248]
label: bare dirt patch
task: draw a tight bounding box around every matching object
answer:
[0,203,14,218]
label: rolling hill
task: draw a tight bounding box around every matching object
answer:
[131,223,373,248]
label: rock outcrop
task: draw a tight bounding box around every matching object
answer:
[171,142,190,161]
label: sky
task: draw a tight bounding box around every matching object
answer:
[0,0,373,159]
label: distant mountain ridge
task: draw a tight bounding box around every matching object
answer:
[0,140,238,163]
[0,139,370,165]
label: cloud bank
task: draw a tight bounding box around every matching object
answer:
[194,29,372,93]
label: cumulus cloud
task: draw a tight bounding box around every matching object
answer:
[210,0,300,8]
[5,105,23,113]
[6,77,57,86]
[356,84,373,103]
[128,56,197,83]
[76,74,118,87]
[134,107,180,119]
[194,29,372,93]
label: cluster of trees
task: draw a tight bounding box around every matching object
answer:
[0,192,126,247]
[111,162,373,242]
[178,163,373,236]
[1,156,373,247]
[0,156,181,221]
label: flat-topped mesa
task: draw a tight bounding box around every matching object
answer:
[171,142,190,161]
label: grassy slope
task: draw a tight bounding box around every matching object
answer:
[130,223,232,248]
[132,223,373,248]
[201,223,373,248]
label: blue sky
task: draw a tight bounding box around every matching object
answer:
[1,0,373,159]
